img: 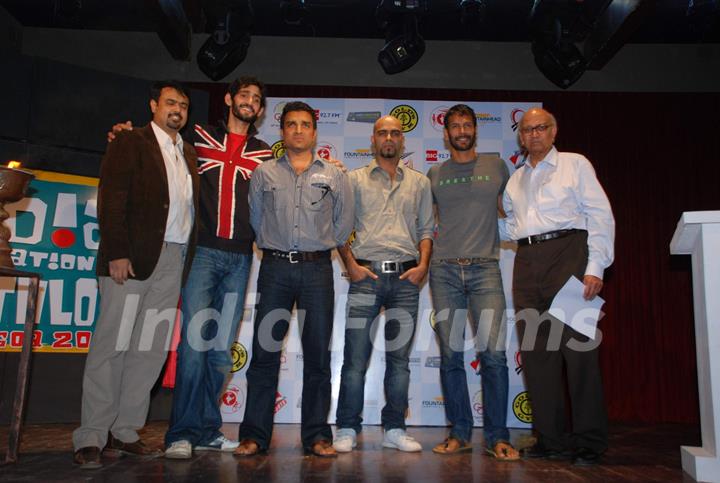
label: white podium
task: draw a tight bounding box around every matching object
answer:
[671,211,720,483]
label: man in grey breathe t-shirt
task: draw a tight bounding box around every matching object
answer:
[426,104,518,460]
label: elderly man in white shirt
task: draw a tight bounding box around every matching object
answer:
[500,108,614,467]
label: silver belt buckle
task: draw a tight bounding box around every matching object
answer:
[288,251,300,263]
[457,258,472,265]
[381,261,400,273]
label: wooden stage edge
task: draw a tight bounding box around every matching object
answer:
[0,422,701,482]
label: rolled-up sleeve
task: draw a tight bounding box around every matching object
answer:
[248,165,265,236]
[416,177,434,241]
[333,170,355,246]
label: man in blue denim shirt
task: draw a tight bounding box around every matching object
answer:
[235,101,353,458]
[426,104,518,460]
[333,115,434,453]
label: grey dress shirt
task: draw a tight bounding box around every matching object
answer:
[349,160,434,262]
[249,155,354,252]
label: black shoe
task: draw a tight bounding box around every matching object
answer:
[73,446,102,470]
[572,447,602,466]
[521,443,567,460]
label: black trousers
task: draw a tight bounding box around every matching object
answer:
[513,231,608,453]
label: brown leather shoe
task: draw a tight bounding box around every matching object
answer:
[234,438,262,457]
[73,446,102,469]
[305,439,337,458]
[104,433,162,457]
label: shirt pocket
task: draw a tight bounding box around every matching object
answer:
[307,183,332,212]
[263,185,286,212]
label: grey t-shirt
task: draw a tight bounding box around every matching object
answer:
[427,154,509,260]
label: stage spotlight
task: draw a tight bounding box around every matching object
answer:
[378,14,425,75]
[376,0,426,75]
[197,0,253,81]
[530,2,587,89]
[532,38,586,89]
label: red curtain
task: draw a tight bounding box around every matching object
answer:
[191,82,720,424]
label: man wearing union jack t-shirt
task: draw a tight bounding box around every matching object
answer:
[111,76,272,458]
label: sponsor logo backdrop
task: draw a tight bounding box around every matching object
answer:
[222,98,541,429]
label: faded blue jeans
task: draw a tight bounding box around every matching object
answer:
[336,273,420,433]
[165,246,252,447]
[429,258,510,447]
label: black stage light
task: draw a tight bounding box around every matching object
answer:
[532,38,586,89]
[377,13,425,74]
[197,0,253,81]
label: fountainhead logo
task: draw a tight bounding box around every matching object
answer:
[390,105,419,133]
[510,108,525,132]
[271,140,286,159]
[513,391,532,423]
[430,106,449,131]
[230,342,248,373]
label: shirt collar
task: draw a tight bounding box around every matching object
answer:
[527,146,557,170]
[369,159,404,178]
[151,121,183,151]
[278,154,325,169]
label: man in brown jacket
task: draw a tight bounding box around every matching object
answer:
[72,80,199,469]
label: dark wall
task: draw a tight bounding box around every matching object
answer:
[1,55,716,426]
[0,54,208,424]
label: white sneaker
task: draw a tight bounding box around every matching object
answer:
[195,435,240,452]
[333,428,357,453]
[165,440,192,459]
[382,429,422,452]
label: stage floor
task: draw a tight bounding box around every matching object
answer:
[0,422,700,482]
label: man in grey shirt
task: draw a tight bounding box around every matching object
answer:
[427,104,518,460]
[333,115,434,453]
[235,101,353,458]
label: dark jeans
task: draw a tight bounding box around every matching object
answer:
[336,273,419,433]
[238,256,334,450]
[429,258,510,446]
[165,246,252,446]
[513,230,608,453]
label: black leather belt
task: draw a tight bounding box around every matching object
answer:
[264,249,331,263]
[356,259,417,274]
[517,229,584,247]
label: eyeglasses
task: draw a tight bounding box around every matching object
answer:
[520,124,553,135]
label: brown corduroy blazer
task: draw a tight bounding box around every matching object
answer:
[96,123,199,283]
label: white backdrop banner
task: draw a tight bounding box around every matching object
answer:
[220,98,541,430]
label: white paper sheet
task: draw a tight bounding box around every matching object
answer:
[548,276,605,340]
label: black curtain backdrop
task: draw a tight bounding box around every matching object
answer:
[191,82,720,425]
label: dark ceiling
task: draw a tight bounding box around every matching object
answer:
[1,0,718,44]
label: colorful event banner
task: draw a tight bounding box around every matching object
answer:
[0,97,540,429]
[1,171,99,353]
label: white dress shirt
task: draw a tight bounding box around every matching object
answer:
[500,146,615,279]
[151,121,193,244]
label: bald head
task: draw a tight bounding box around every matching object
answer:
[372,115,404,161]
[518,108,558,164]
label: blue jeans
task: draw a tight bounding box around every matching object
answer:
[429,259,509,446]
[165,246,252,446]
[336,273,420,433]
[239,256,335,450]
